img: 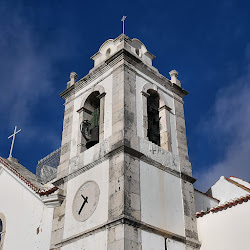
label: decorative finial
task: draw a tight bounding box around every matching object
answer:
[68,72,78,88]
[70,72,78,80]
[8,126,21,159]
[121,16,127,35]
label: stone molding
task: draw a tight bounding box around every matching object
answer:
[54,215,189,248]
[60,49,188,101]
[41,192,65,208]
[141,91,150,98]
[159,105,172,112]
[76,107,92,114]
[62,60,185,108]
[53,143,195,187]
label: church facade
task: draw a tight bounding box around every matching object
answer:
[1,34,248,250]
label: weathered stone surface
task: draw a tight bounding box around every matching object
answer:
[49,35,200,250]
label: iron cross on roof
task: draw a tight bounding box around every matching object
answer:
[8,126,21,159]
[121,16,127,35]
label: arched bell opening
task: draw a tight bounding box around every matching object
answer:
[147,89,160,146]
[80,91,100,150]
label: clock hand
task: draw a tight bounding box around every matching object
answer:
[78,195,88,215]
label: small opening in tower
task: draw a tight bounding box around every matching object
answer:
[106,48,111,57]
[135,48,140,56]
[147,89,160,146]
[80,91,100,149]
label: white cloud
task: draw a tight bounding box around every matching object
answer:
[194,47,250,192]
[0,8,54,125]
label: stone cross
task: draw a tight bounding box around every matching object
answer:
[8,126,21,159]
[121,16,127,34]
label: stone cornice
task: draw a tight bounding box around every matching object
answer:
[53,141,195,187]
[55,215,189,248]
[60,48,188,101]
[41,192,65,208]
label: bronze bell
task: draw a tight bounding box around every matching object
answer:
[86,126,99,149]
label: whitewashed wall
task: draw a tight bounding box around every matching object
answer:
[141,230,165,250]
[61,230,107,250]
[197,200,250,250]
[228,176,250,189]
[0,167,53,250]
[140,161,185,236]
[208,176,249,204]
[194,190,219,212]
[166,238,186,250]
[63,160,109,239]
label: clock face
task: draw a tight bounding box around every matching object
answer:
[72,181,100,222]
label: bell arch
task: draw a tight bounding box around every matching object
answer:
[77,85,106,153]
[141,83,172,151]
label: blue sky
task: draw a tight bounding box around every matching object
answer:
[0,0,250,191]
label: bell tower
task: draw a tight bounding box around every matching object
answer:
[50,34,200,250]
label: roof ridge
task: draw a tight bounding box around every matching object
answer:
[229,176,250,184]
[0,157,58,196]
[225,177,250,193]
[196,194,250,218]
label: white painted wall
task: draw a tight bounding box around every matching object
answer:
[229,176,250,189]
[141,230,165,250]
[140,161,185,236]
[0,166,53,250]
[197,200,250,250]
[208,176,249,204]
[61,230,107,250]
[63,160,109,239]
[194,190,219,212]
[166,238,186,250]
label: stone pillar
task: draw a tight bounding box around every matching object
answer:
[141,91,150,139]
[98,92,106,142]
[174,93,200,249]
[159,105,172,152]
[50,81,76,249]
[169,70,181,87]
[107,65,142,250]
[67,72,77,88]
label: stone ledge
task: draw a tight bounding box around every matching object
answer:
[53,142,195,187]
[60,48,188,101]
[55,215,188,248]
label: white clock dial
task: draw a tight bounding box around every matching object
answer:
[72,181,100,222]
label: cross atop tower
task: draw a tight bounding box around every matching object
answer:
[121,16,126,34]
[8,126,21,159]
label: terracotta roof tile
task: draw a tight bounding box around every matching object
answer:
[225,177,250,193]
[196,194,250,218]
[0,157,58,196]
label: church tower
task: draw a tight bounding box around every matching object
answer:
[50,34,200,250]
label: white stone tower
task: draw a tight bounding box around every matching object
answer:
[50,34,200,250]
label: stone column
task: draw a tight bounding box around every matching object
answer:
[141,91,150,139]
[159,105,172,152]
[67,72,77,88]
[174,93,200,249]
[50,74,76,250]
[97,92,106,142]
[107,65,142,250]
[169,69,181,87]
